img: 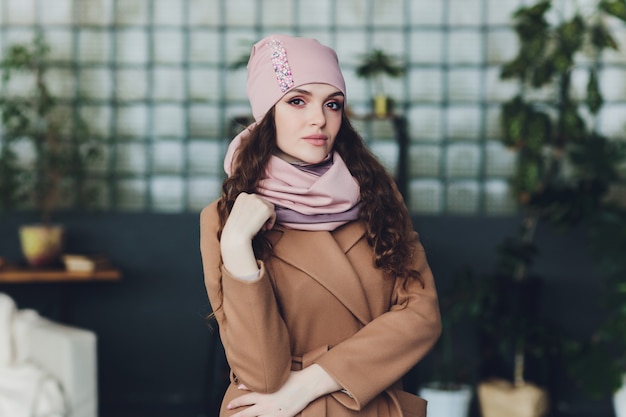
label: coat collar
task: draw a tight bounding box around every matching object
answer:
[266,222,373,325]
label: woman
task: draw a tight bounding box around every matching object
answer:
[200,34,441,417]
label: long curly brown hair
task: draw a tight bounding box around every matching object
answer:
[217,109,423,285]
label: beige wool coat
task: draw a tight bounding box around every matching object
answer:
[200,200,442,417]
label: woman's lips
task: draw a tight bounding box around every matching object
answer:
[302,135,328,146]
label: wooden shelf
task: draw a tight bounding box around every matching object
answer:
[0,266,122,283]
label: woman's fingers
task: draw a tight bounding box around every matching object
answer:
[262,209,277,231]
[227,392,288,417]
[226,193,276,240]
[227,392,255,410]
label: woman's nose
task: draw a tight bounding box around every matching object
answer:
[309,106,326,126]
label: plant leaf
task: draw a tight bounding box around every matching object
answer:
[600,0,626,22]
[586,68,604,114]
[591,22,620,50]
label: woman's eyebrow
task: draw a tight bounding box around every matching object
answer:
[288,89,344,99]
[289,88,313,96]
[327,91,345,99]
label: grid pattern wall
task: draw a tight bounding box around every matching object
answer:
[1,0,625,214]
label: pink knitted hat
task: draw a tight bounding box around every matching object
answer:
[246,34,346,121]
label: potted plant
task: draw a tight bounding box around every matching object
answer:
[477,1,626,415]
[355,49,405,118]
[0,32,101,267]
[475,241,559,417]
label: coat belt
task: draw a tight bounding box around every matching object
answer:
[291,344,329,371]
[230,345,412,417]
[229,346,330,416]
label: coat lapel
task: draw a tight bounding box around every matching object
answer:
[267,222,373,325]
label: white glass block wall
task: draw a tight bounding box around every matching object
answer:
[1,0,624,214]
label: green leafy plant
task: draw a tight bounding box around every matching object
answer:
[501,0,625,227]
[355,49,405,117]
[435,266,560,389]
[567,207,626,397]
[228,39,254,71]
[355,48,405,97]
[0,32,101,223]
[495,0,626,390]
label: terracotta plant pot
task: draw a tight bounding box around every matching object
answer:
[478,379,548,417]
[19,224,65,267]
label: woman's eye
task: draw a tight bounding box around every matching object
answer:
[288,98,304,106]
[327,101,343,110]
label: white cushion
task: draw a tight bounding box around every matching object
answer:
[0,293,97,417]
[0,363,66,417]
[16,311,97,417]
[0,294,16,366]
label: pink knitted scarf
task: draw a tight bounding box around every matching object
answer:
[224,125,361,231]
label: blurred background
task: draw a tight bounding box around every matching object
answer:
[0,0,625,416]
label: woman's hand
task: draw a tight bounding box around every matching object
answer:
[226,365,342,417]
[220,193,276,278]
[223,193,276,242]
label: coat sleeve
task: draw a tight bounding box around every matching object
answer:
[315,231,442,410]
[199,201,292,393]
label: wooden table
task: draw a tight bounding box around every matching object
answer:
[0,266,122,283]
[0,262,122,322]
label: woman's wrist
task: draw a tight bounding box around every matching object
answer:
[220,235,258,277]
[301,364,342,400]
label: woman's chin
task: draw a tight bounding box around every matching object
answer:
[275,151,330,165]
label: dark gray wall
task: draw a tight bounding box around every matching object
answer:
[0,212,614,417]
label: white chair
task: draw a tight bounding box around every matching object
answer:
[0,293,98,417]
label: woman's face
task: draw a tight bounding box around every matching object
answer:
[273,83,344,164]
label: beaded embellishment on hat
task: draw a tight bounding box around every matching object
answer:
[268,38,294,93]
